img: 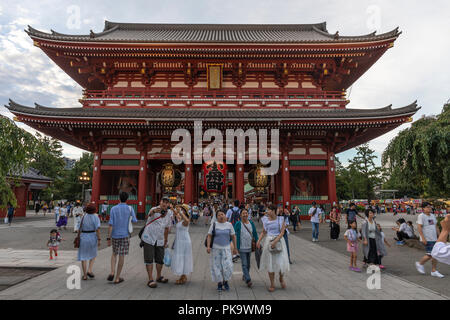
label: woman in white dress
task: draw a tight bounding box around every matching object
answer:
[256,204,290,292]
[171,204,193,285]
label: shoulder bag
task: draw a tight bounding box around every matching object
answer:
[73,214,86,249]
[204,222,216,247]
[268,218,283,253]
[128,206,134,234]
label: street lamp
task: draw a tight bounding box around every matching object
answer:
[78,171,91,204]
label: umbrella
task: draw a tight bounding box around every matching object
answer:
[255,247,262,269]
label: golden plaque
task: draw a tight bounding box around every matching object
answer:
[207,64,222,90]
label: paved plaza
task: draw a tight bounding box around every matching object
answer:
[0,214,448,300]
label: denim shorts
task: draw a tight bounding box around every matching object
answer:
[425,241,436,255]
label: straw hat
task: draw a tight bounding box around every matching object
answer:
[176,204,190,218]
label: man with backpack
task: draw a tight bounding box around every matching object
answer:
[226,200,241,262]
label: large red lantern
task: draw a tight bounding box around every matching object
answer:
[202,161,228,194]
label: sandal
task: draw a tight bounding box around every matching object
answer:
[87,272,95,278]
[147,281,158,288]
[113,278,124,284]
[82,276,88,281]
[156,276,169,283]
[268,287,275,292]
[107,274,114,281]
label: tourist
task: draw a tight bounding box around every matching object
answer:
[191,203,200,224]
[361,209,386,268]
[279,206,292,264]
[415,202,444,278]
[34,201,40,215]
[234,208,258,287]
[256,204,289,292]
[407,221,417,238]
[101,201,108,223]
[6,203,14,226]
[258,202,266,223]
[377,223,391,269]
[330,206,341,240]
[392,218,414,245]
[290,206,300,232]
[73,202,84,233]
[54,202,60,225]
[319,205,327,223]
[77,203,101,280]
[56,203,68,230]
[346,203,364,228]
[141,197,173,288]
[107,192,138,284]
[309,201,321,242]
[227,199,241,225]
[431,215,450,265]
[206,210,238,292]
[171,204,193,285]
[203,204,211,226]
[344,220,361,272]
[47,229,62,260]
[66,202,73,218]
[42,202,48,216]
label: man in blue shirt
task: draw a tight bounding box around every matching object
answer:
[107,192,138,284]
[346,203,364,228]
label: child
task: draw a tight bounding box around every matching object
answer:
[377,224,391,269]
[407,221,417,239]
[344,221,361,272]
[47,229,62,260]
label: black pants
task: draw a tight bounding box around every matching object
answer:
[7,214,13,224]
[365,238,379,264]
[330,222,340,239]
[397,231,410,241]
[291,218,298,231]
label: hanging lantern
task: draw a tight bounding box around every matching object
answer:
[248,163,271,192]
[202,161,227,194]
[159,163,181,193]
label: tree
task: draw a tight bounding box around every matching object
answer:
[335,157,353,200]
[59,152,93,201]
[0,116,40,208]
[348,144,381,201]
[382,103,450,197]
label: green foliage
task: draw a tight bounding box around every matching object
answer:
[58,152,93,201]
[335,144,381,201]
[0,117,40,208]
[382,103,450,197]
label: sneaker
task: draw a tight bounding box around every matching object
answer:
[396,241,405,246]
[223,281,230,291]
[431,271,444,278]
[349,266,354,271]
[379,265,386,270]
[217,282,223,292]
[415,262,425,274]
[352,267,362,273]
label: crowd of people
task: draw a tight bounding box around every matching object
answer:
[19,195,449,290]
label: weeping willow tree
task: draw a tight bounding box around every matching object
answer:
[382,103,450,197]
[0,116,40,208]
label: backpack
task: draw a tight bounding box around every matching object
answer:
[230,207,241,225]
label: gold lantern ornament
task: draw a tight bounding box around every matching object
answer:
[248,163,271,192]
[159,163,182,193]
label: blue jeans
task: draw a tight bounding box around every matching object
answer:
[283,232,291,261]
[312,222,320,240]
[239,250,251,282]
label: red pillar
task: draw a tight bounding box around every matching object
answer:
[184,164,193,205]
[91,152,101,208]
[327,151,337,206]
[235,163,244,204]
[282,150,291,208]
[149,170,156,206]
[137,151,148,220]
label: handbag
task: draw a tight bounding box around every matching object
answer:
[204,222,216,247]
[73,214,86,249]
[4,217,8,224]
[128,206,134,234]
[268,218,283,253]
[242,222,257,252]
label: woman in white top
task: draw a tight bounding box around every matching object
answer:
[432,215,450,265]
[171,204,193,284]
[256,204,290,292]
[72,203,84,233]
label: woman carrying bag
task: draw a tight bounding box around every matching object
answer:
[256,204,290,292]
[234,208,258,288]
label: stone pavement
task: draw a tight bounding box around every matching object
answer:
[0,223,447,300]
[0,249,76,268]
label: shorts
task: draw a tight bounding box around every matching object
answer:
[192,214,199,220]
[49,246,59,251]
[425,241,436,255]
[101,212,107,216]
[112,237,130,256]
[143,242,164,265]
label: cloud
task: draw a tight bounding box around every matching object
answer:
[1,0,449,163]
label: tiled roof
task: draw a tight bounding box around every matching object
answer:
[26,21,400,44]
[6,100,419,121]
[9,167,53,182]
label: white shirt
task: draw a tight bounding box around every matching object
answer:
[431,242,450,265]
[59,208,67,217]
[72,207,84,217]
[101,204,108,213]
[309,207,321,223]
[417,213,438,242]
[141,207,174,246]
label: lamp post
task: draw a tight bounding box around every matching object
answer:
[78,171,91,205]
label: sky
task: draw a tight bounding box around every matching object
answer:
[0,0,449,166]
